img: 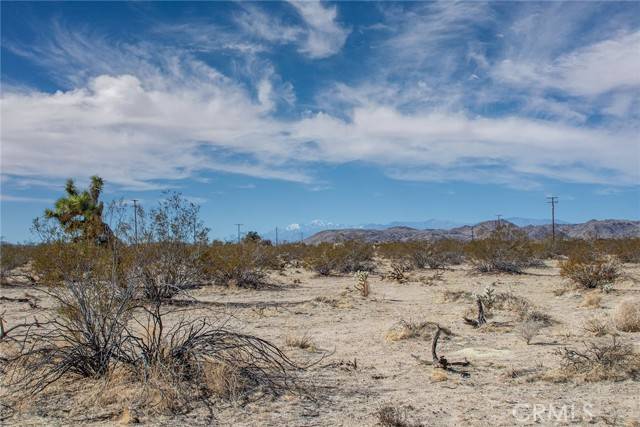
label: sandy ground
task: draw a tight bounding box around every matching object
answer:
[1,261,639,426]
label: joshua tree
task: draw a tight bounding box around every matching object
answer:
[44,176,112,244]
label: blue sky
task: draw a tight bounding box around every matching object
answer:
[1,1,639,242]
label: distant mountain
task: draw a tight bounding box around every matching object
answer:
[304,219,640,244]
[505,217,569,227]
[360,219,463,230]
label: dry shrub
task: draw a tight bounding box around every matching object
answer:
[550,337,640,382]
[0,242,36,283]
[377,405,424,427]
[441,289,474,303]
[518,320,543,345]
[202,243,269,288]
[303,241,374,276]
[493,291,553,325]
[582,315,612,337]
[613,300,640,332]
[582,292,602,308]
[385,320,432,342]
[285,333,316,351]
[466,228,542,274]
[378,240,463,270]
[560,251,621,290]
[387,262,411,283]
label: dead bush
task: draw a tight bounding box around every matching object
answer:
[387,262,411,283]
[613,300,640,332]
[551,337,640,382]
[354,270,370,297]
[493,291,553,325]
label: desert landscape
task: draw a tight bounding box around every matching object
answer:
[1,185,639,426]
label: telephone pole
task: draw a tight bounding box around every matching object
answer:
[275,227,279,246]
[495,214,502,229]
[546,196,559,242]
[132,199,139,244]
[471,225,475,241]
[234,224,243,244]
[300,231,304,243]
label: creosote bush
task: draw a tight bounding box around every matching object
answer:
[303,241,374,276]
[560,248,621,290]
[202,242,276,288]
[466,228,542,274]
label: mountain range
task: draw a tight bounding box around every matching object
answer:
[302,219,640,244]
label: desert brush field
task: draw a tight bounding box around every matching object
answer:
[1,237,639,426]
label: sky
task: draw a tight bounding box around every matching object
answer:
[1,1,639,242]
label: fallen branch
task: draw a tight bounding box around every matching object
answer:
[463,297,486,328]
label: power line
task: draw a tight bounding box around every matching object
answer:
[546,196,559,242]
[131,199,139,244]
[234,223,243,244]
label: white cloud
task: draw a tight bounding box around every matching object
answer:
[286,223,300,231]
[496,31,640,97]
[288,1,350,58]
[0,194,55,203]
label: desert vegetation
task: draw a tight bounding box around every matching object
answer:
[1,177,639,425]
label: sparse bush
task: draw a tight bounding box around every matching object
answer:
[518,320,543,345]
[492,291,553,325]
[385,320,432,341]
[466,228,541,274]
[202,243,269,288]
[387,262,410,283]
[551,337,640,382]
[613,300,640,332]
[582,315,611,337]
[560,252,621,290]
[304,241,374,276]
[377,405,424,427]
[0,242,36,283]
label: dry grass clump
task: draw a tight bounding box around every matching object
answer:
[613,300,640,332]
[582,315,612,337]
[376,405,424,427]
[285,333,317,351]
[582,291,603,308]
[303,241,374,276]
[548,337,640,382]
[385,320,432,342]
[560,252,621,290]
[441,289,474,303]
[492,291,551,324]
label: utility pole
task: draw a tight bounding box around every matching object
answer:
[495,214,502,229]
[471,225,475,241]
[546,196,559,242]
[300,231,304,243]
[234,223,243,244]
[132,199,139,244]
[275,227,279,246]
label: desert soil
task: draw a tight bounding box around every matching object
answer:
[1,261,639,426]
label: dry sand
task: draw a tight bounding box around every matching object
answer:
[1,261,639,426]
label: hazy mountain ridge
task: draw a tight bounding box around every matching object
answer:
[304,219,640,244]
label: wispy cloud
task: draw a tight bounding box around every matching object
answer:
[0,194,55,203]
[1,2,638,194]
